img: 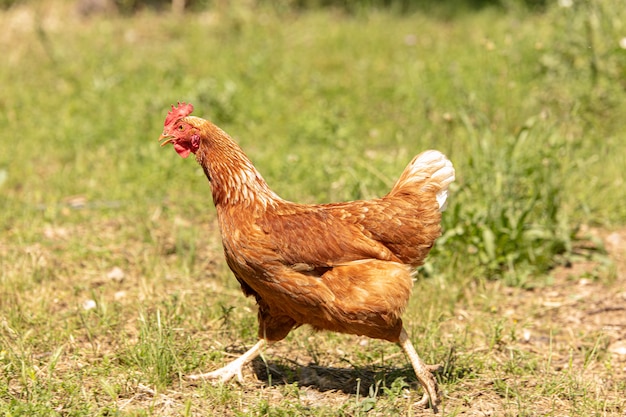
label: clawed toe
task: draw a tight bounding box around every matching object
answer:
[425,363,442,373]
[187,364,244,383]
[188,339,267,384]
[414,364,440,412]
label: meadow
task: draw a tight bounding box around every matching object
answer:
[1,0,625,415]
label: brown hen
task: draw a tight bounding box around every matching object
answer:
[159,102,455,411]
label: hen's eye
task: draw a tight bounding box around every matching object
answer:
[178,125,185,131]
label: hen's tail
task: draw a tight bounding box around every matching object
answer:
[388,150,455,212]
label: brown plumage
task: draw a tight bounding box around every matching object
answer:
[159,102,455,411]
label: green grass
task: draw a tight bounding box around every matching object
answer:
[1,0,626,415]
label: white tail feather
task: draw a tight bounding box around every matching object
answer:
[436,189,449,212]
[396,150,455,212]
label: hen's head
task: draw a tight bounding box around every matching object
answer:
[159,102,203,158]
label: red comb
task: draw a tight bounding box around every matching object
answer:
[164,102,194,128]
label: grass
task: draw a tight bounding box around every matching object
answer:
[1,0,626,415]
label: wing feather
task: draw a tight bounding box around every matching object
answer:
[257,195,440,270]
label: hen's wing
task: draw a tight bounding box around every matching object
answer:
[257,195,441,270]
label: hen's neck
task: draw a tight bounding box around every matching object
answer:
[195,123,281,209]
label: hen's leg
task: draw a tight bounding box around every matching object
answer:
[399,328,441,412]
[187,339,266,383]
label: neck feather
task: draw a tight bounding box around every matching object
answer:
[194,122,281,208]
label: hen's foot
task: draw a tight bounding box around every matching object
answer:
[412,364,441,409]
[187,361,245,383]
[187,339,266,384]
[399,328,441,413]
[410,362,441,411]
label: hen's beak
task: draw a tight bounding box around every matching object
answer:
[159,133,174,147]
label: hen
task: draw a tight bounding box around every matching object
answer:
[159,102,455,411]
